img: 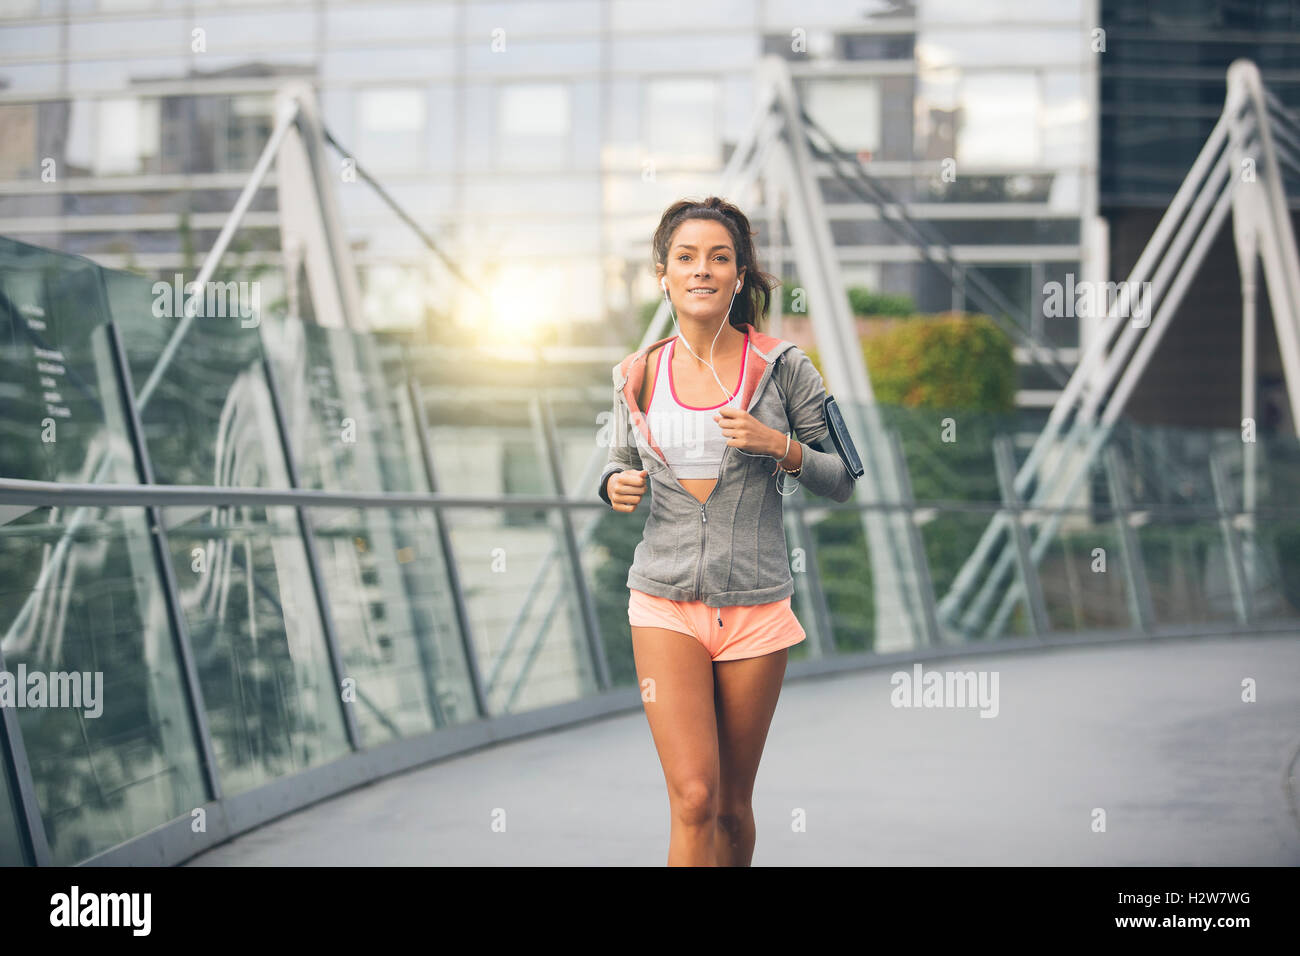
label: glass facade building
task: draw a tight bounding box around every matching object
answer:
[2,0,1096,403]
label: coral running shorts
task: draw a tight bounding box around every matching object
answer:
[627,588,807,661]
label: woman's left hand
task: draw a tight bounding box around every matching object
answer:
[714,407,782,457]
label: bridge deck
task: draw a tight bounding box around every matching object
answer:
[186,634,1300,866]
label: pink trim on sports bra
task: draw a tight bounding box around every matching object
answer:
[668,331,749,410]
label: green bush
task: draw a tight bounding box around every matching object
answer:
[803,313,1014,412]
[847,287,917,317]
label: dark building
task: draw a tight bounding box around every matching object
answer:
[1100,0,1300,433]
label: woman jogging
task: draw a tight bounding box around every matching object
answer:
[597,196,855,866]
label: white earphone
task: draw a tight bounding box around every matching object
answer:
[659,272,799,494]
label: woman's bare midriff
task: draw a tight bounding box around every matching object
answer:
[677,477,717,505]
[639,337,746,505]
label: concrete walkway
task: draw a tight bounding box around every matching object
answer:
[186,633,1300,865]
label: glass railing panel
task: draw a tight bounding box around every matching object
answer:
[783,504,827,661]
[1030,506,1137,634]
[576,504,647,689]
[925,507,1036,642]
[799,504,934,652]
[161,503,350,795]
[308,506,479,743]
[101,269,290,490]
[0,505,205,864]
[874,403,1005,506]
[1135,518,1240,628]
[543,381,610,502]
[415,355,558,498]
[1111,421,1232,512]
[0,238,137,485]
[441,504,598,714]
[1255,429,1300,512]
[263,316,429,494]
[1244,514,1300,624]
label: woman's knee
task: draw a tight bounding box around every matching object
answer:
[669,777,717,825]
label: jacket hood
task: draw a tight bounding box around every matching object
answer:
[614,322,797,465]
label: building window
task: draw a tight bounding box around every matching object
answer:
[0,104,37,180]
[497,84,570,169]
[224,94,273,173]
[645,78,719,168]
[957,73,1041,167]
[801,79,882,156]
[842,33,915,60]
[93,97,161,176]
[358,88,426,173]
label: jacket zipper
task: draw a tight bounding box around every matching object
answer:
[696,499,708,605]
[695,484,725,629]
[695,439,733,627]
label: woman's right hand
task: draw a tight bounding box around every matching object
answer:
[608,469,648,512]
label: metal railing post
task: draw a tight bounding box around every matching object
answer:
[1102,446,1156,634]
[888,429,942,647]
[1209,454,1254,626]
[992,435,1050,638]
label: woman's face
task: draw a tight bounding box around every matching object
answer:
[659,218,745,323]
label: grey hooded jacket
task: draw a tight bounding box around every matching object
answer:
[597,322,855,611]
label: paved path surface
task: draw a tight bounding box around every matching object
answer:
[187,634,1300,865]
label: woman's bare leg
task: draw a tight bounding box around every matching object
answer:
[712,648,789,866]
[631,624,719,866]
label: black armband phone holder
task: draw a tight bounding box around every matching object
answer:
[818,394,865,480]
[773,351,864,481]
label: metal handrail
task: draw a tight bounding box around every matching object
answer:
[3,475,1296,524]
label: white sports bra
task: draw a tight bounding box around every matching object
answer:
[646,333,748,479]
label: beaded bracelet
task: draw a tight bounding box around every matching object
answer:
[775,432,802,477]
